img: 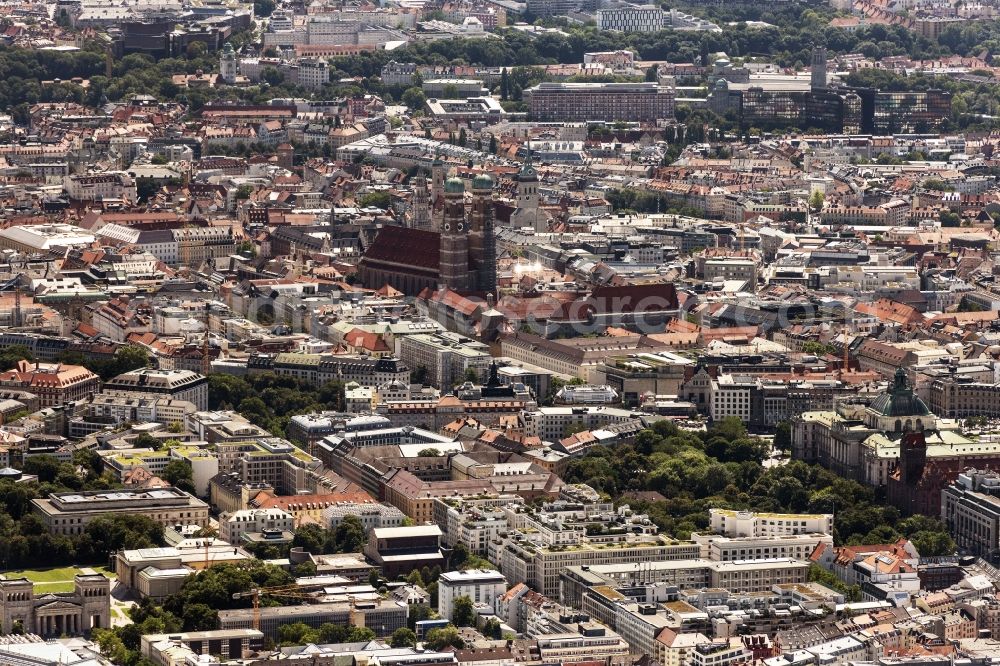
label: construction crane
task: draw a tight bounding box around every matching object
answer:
[0,274,25,328]
[232,585,319,632]
[201,300,211,376]
[840,324,852,379]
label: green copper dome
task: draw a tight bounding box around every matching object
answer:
[472,173,494,190]
[444,177,465,194]
[869,368,930,417]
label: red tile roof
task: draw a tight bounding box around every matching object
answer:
[362,226,440,272]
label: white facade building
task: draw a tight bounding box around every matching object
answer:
[220,508,294,545]
[709,509,834,537]
[596,5,666,31]
[710,374,753,422]
[437,569,507,621]
[323,501,406,534]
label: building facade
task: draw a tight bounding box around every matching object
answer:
[525,82,675,122]
[0,574,110,637]
[942,469,1000,562]
[437,569,507,621]
[32,487,210,535]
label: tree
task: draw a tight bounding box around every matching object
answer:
[358,191,392,209]
[499,67,509,101]
[133,433,160,449]
[774,421,792,454]
[186,41,207,59]
[407,604,433,630]
[136,177,161,203]
[908,530,955,556]
[83,514,165,561]
[488,135,498,154]
[254,0,275,15]
[802,341,835,356]
[424,626,464,651]
[96,345,149,380]
[463,367,480,383]
[458,128,467,147]
[417,448,442,457]
[163,561,293,630]
[449,542,493,571]
[391,627,416,648]
[808,190,825,212]
[23,455,62,483]
[161,459,196,495]
[808,563,861,602]
[292,524,328,554]
[348,626,376,642]
[332,514,366,553]
[452,595,475,627]
[401,87,426,110]
[235,184,254,200]
[0,345,32,370]
[939,209,962,227]
[262,67,284,86]
[482,617,502,639]
[181,603,219,631]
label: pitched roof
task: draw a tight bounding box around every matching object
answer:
[360,226,440,273]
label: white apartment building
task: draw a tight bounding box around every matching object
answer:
[65,172,136,202]
[703,258,758,286]
[297,59,330,90]
[596,5,666,31]
[434,496,517,556]
[437,569,507,621]
[710,509,834,537]
[323,501,405,534]
[614,603,673,656]
[689,639,752,666]
[692,532,834,562]
[306,18,362,44]
[521,406,639,441]
[657,630,711,666]
[535,632,630,662]
[220,508,294,545]
[268,10,292,30]
[710,374,753,422]
[399,332,492,388]
[554,384,619,404]
[345,383,374,413]
[813,636,872,663]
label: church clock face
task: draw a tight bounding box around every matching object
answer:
[444,223,451,231]
[457,223,464,231]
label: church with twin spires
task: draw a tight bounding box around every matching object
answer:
[358,163,499,296]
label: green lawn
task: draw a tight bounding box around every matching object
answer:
[1,566,116,594]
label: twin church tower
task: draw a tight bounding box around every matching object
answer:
[359,156,510,296]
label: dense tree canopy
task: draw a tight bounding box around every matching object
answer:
[161,561,294,631]
[0,457,143,568]
[57,345,149,380]
[161,459,196,495]
[209,372,345,438]
[565,418,954,552]
[277,622,375,646]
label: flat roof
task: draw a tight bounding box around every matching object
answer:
[371,525,442,539]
